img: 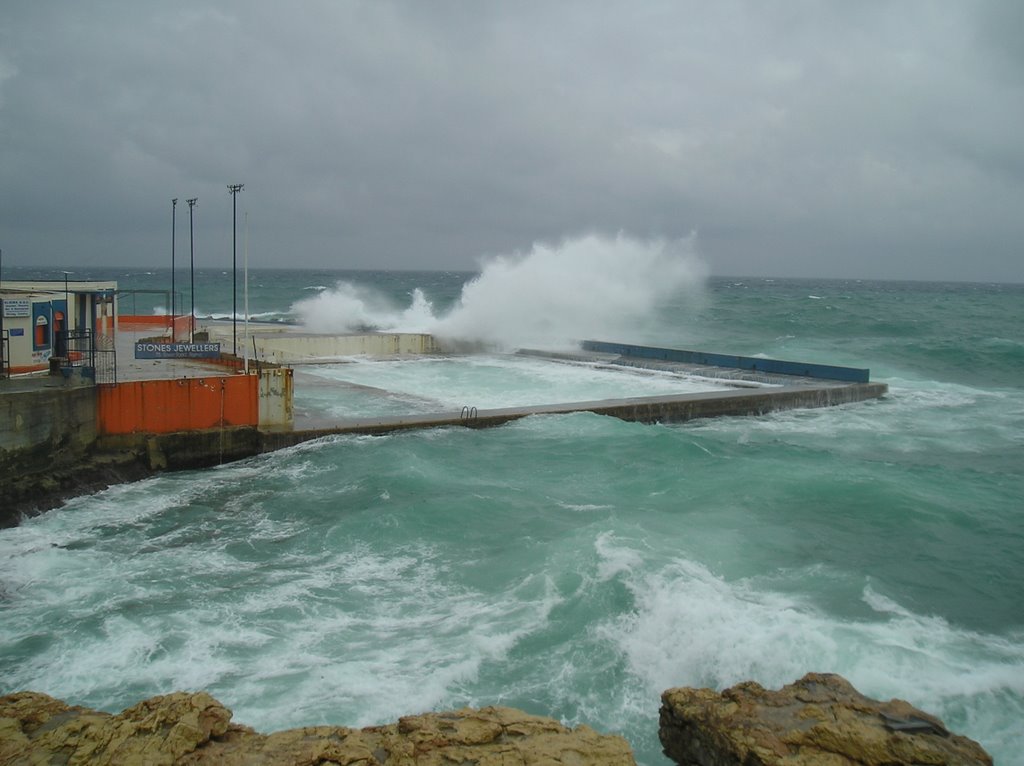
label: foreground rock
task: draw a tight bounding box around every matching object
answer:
[0,690,635,765]
[660,672,991,766]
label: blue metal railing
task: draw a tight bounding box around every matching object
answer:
[581,340,870,383]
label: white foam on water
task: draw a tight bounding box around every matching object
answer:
[219,553,565,729]
[2,488,566,732]
[685,377,1024,465]
[594,532,646,582]
[0,534,265,704]
[557,502,614,513]
[592,537,1024,762]
[0,475,219,572]
[302,354,726,413]
[202,310,291,322]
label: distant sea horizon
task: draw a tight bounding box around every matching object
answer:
[8,262,1023,285]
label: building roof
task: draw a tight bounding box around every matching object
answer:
[1,280,118,295]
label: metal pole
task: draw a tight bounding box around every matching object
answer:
[0,247,5,376]
[61,270,73,359]
[187,197,197,342]
[227,184,244,355]
[244,210,249,375]
[171,197,178,342]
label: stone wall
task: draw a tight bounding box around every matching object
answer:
[0,383,98,524]
[252,332,441,363]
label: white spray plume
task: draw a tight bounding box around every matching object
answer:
[434,232,705,350]
[293,282,436,334]
[292,233,706,349]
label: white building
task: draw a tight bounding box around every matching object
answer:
[1,280,118,375]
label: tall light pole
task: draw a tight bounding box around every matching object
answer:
[0,247,5,376]
[227,184,244,355]
[0,246,4,374]
[61,270,73,357]
[171,197,178,341]
[187,198,197,342]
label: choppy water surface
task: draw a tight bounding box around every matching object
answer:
[2,262,1023,764]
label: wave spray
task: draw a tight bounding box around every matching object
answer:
[292,233,705,349]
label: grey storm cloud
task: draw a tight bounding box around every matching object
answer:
[1,0,1022,281]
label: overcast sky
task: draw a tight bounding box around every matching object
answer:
[1,1,1021,281]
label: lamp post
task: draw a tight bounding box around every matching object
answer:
[61,270,74,320]
[227,184,244,355]
[187,198,197,342]
[171,197,178,341]
[1,248,5,376]
[61,270,73,358]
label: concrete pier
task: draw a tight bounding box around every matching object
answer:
[257,340,886,452]
[1,335,888,526]
[86,377,885,486]
[261,380,887,449]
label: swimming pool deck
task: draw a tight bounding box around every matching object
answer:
[2,325,887,431]
[269,382,885,443]
[106,326,888,439]
[265,344,887,446]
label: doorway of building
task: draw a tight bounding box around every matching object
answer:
[53,311,66,358]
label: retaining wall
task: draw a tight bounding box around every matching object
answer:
[0,385,97,457]
[258,368,293,427]
[96,375,258,434]
[0,384,99,522]
[253,332,440,363]
[95,427,263,473]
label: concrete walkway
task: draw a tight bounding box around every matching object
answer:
[112,322,242,381]
[261,381,889,450]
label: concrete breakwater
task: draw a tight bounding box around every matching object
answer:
[2,382,886,527]
[0,366,292,527]
[0,338,887,527]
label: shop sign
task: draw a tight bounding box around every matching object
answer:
[135,342,221,359]
[2,299,30,318]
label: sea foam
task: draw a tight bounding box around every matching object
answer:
[593,536,1024,761]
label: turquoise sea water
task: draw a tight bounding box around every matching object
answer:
[2,257,1023,763]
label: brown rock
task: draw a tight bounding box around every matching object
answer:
[0,691,636,766]
[659,672,991,766]
[0,690,230,765]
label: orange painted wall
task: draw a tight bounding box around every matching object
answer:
[118,315,192,336]
[97,375,258,434]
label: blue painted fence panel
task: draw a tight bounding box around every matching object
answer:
[581,340,870,383]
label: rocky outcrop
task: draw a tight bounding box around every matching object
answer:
[659,672,991,766]
[0,690,636,766]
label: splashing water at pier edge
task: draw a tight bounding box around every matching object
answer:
[292,233,706,348]
[1,257,1022,765]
